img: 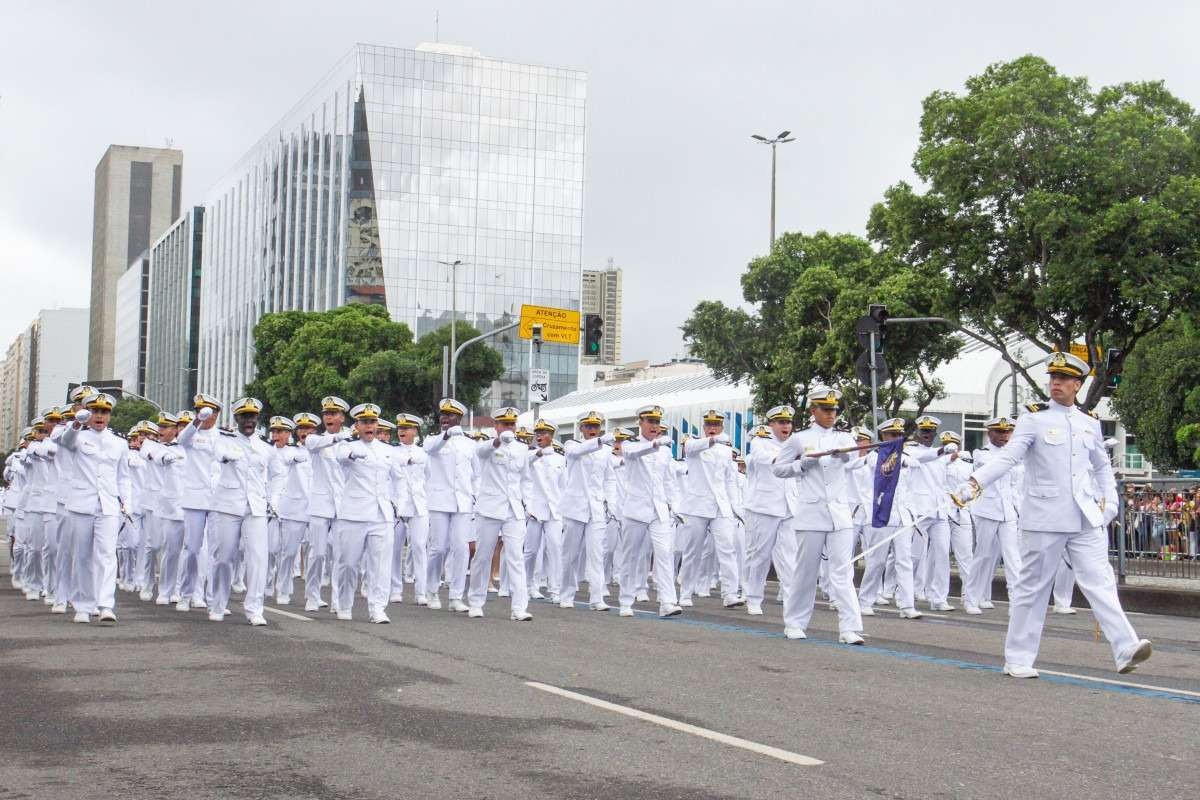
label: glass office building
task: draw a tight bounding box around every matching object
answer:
[146,206,204,412]
[198,42,587,409]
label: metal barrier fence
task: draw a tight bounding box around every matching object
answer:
[1113,479,1200,582]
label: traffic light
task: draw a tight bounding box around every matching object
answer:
[1104,347,1123,394]
[868,304,888,352]
[584,314,604,357]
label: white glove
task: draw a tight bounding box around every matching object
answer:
[333,429,353,442]
[714,433,731,445]
[446,425,464,437]
[348,443,369,460]
[499,430,516,444]
[653,436,670,447]
[941,442,959,455]
[951,480,980,508]
[600,433,616,446]
[161,452,181,465]
[197,407,214,421]
[74,409,92,424]
[43,442,58,457]
[539,446,555,457]
[799,451,821,470]
[220,449,245,463]
[1101,499,1118,526]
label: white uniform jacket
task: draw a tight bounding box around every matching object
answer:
[210,431,273,518]
[271,445,312,523]
[142,440,186,522]
[772,423,856,532]
[970,402,1116,532]
[336,438,395,524]
[620,437,677,524]
[904,442,950,520]
[60,425,132,517]
[743,435,792,518]
[524,447,568,522]
[423,431,476,514]
[23,439,60,514]
[392,443,428,518]
[305,430,351,519]
[970,446,1022,523]
[681,436,739,519]
[473,438,528,522]
[558,438,615,524]
[177,422,220,511]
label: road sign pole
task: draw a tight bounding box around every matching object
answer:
[869,330,880,428]
[532,325,543,417]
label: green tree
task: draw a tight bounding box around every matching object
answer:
[869,55,1200,410]
[247,307,503,420]
[681,231,960,420]
[109,398,159,435]
[1110,318,1200,470]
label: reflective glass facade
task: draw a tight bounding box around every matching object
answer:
[147,207,204,411]
[198,43,587,409]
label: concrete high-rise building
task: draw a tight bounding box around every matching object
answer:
[581,262,622,365]
[146,207,204,413]
[198,43,587,408]
[88,145,183,380]
[113,252,151,399]
[0,308,89,451]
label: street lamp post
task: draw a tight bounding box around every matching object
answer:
[438,259,466,394]
[751,131,796,248]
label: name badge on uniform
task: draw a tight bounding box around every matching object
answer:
[1043,427,1066,445]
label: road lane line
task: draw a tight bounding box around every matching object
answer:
[525,681,824,766]
[264,606,313,621]
[1037,669,1200,699]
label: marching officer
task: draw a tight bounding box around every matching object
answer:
[906,415,961,610]
[556,411,614,611]
[140,411,186,605]
[771,386,865,643]
[940,430,975,610]
[390,413,429,605]
[955,351,1152,677]
[60,393,131,624]
[269,413,316,605]
[207,397,273,625]
[965,415,1023,615]
[335,403,395,623]
[304,396,352,612]
[466,406,532,620]
[678,410,743,608]
[177,393,223,612]
[524,417,567,604]
[423,398,476,612]
[618,405,682,618]
[742,405,797,616]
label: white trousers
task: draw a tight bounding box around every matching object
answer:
[66,511,119,614]
[859,524,915,609]
[23,510,54,595]
[392,515,429,600]
[743,511,790,606]
[46,509,67,601]
[208,512,268,618]
[783,528,863,634]
[917,517,961,604]
[427,511,471,600]
[1053,559,1076,608]
[337,519,393,617]
[604,517,621,584]
[525,518,563,596]
[1005,528,1138,669]
[560,518,605,604]
[180,508,211,602]
[154,517,185,602]
[678,515,741,602]
[468,516,528,614]
[305,516,335,608]
[967,517,1021,606]
[274,518,307,599]
[619,517,676,608]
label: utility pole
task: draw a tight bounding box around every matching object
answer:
[439,259,465,394]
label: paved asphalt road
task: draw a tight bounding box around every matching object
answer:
[1,552,1197,800]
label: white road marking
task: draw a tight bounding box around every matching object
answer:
[264,606,313,622]
[1037,669,1200,699]
[525,681,824,766]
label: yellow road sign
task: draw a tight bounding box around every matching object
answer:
[519,304,581,345]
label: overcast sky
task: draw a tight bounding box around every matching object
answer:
[2,1,1198,364]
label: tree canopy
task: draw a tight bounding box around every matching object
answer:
[682,231,961,419]
[245,304,503,420]
[868,54,1200,410]
[110,397,159,436]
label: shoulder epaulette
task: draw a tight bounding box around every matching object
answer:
[1026,402,1049,413]
[1086,409,1099,419]
[219,429,237,437]
[903,440,918,448]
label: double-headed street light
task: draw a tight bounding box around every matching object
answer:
[751,130,796,249]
